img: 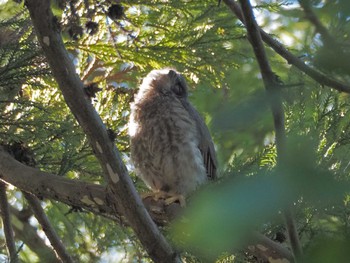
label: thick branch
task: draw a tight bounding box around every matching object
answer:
[24,1,179,262]
[24,192,74,263]
[0,147,179,225]
[222,0,350,93]
[238,0,302,260]
[0,183,19,263]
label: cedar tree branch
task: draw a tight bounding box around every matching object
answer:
[24,0,180,262]
[223,0,350,93]
[238,0,302,261]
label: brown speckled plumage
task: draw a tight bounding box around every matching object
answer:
[129,69,217,202]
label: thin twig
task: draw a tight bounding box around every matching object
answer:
[298,0,334,45]
[223,0,350,93]
[0,182,19,263]
[23,192,75,263]
[238,0,302,261]
[9,206,62,263]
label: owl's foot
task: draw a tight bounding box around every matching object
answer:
[164,194,186,207]
[142,191,186,207]
[141,190,168,201]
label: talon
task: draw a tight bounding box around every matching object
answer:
[142,191,186,207]
[141,190,169,201]
[164,194,186,207]
[141,192,153,199]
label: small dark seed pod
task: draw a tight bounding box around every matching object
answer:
[107,4,124,20]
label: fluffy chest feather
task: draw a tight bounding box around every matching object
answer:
[129,94,207,196]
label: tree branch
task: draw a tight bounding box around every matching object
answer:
[237,0,286,167]
[298,0,334,45]
[24,1,179,262]
[249,232,294,262]
[10,206,62,263]
[222,0,350,93]
[0,183,19,263]
[238,0,302,261]
[23,192,74,263]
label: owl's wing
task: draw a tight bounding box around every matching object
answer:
[180,99,218,180]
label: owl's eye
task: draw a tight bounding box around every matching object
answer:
[172,83,186,97]
[167,70,187,97]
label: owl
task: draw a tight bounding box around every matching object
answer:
[129,68,217,206]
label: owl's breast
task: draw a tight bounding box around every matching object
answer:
[129,95,206,196]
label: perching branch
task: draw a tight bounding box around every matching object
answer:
[222,0,350,93]
[0,146,179,225]
[0,183,19,263]
[23,192,74,263]
[0,147,294,262]
[24,1,179,262]
[238,0,302,261]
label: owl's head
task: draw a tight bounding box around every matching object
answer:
[139,68,188,98]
